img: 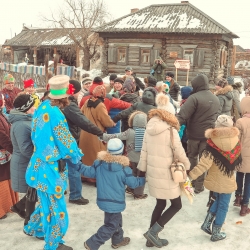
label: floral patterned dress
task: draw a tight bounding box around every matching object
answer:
[24,99,82,250]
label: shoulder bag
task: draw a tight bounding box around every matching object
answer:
[169,127,187,183]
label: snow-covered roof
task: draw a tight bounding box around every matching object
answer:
[3,27,83,47]
[95,2,238,38]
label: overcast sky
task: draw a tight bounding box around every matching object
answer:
[1,0,249,48]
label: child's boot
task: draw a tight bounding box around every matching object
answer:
[210,223,226,242]
[233,194,242,207]
[143,222,167,248]
[134,194,148,200]
[201,212,215,235]
[240,204,250,216]
[111,237,130,249]
[125,187,134,195]
[146,238,169,247]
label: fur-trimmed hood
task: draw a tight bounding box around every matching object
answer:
[205,127,239,139]
[147,109,180,136]
[97,151,129,169]
[205,127,240,151]
[128,111,147,128]
[215,85,233,95]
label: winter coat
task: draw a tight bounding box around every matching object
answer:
[216,85,234,116]
[103,111,147,163]
[235,97,250,173]
[9,110,33,193]
[189,127,239,193]
[71,151,145,213]
[79,92,131,112]
[119,93,141,131]
[0,112,13,182]
[169,81,180,101]
[232,88,241,116]
[137,109,190,199]
[1,87,21,113]
[79,98,115,165]
[112,90,156,125]
[62,96,103,142]
[152,61,167,82]
[177,74,220,140]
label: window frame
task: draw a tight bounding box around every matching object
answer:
[117,47,127,65]
[140,48,151,65]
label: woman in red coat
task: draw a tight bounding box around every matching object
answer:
[0,92,19,219]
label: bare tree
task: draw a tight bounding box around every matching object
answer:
[42,0,110,70]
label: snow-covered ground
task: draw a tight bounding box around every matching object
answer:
[0,183,249,250]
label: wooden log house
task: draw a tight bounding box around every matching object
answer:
[95,1,239,85]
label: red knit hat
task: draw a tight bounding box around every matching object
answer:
[89,76,103,95]
[24,78,34,89]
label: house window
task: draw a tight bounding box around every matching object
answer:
[141,49,150,64]
[117,48,126,63]
[183,49,194,65]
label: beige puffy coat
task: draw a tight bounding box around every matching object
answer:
[236,96,250,173]
[189,127,239,193]
[137,109,190,200]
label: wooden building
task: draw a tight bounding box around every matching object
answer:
[95,1,239,85]
[2,26,84,67]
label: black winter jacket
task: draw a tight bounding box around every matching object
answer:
[177,74,220,140]
[169,81,180,101]
[62,96,103,141]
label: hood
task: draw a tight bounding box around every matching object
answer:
[142,87,157,105]
[128,111,147,128]
[97,151,129,171]
[205,127,239,151]
[146,109,179,136]
[8,109,32,124]
[181,86,193,99]
[215,85,233,100]
[240,96,250,115]
[191,74,209,93]
[120,93,139,103]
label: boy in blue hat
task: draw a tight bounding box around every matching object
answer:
[68,138,145,250]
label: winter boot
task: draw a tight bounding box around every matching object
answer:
[10,204,26,219]
[125,187,134,195]
[134,194,148,200]
[24,199,36,225]
[240,204,250,216]
[146,238,169,247]
[234,194,242,207]
[56,244,73,250]
[201,212,215,235]
[143,222,166,248]
[210,223,226,242]
[111,237,130,249]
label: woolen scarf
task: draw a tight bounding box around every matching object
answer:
[203,139,242,177]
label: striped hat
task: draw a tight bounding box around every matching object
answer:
[107,138,124,155]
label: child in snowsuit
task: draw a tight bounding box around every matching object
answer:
[234,97,250,216]
[103,111,148,199]
[69,138,145,250]
[189,115,242,242]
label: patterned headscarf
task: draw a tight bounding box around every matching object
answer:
[4,74,15,84]
[93,85,106,98]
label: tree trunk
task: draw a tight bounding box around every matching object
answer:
[82,48,91,70]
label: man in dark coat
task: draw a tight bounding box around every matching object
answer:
[177,74,220,193]
[62,80,103,205]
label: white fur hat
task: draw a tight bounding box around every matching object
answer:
[156,93,175,115]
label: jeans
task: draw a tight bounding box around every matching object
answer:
[209,192,231,226]
[150,197,182,227]
[236,172,250,204]
[130,162,145,195]
[86,212,124,250]
[67,160,82,200]
[187,139,207,191]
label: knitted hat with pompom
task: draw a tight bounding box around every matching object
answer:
[156,93,175,115]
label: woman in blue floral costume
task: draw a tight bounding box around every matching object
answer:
[24,75,82,250]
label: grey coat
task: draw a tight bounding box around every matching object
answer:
[9,110,33,193]
[103,111,147,163]
[177,74,220,141]
[216,85,234,116]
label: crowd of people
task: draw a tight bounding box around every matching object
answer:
[0,66,250,250]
